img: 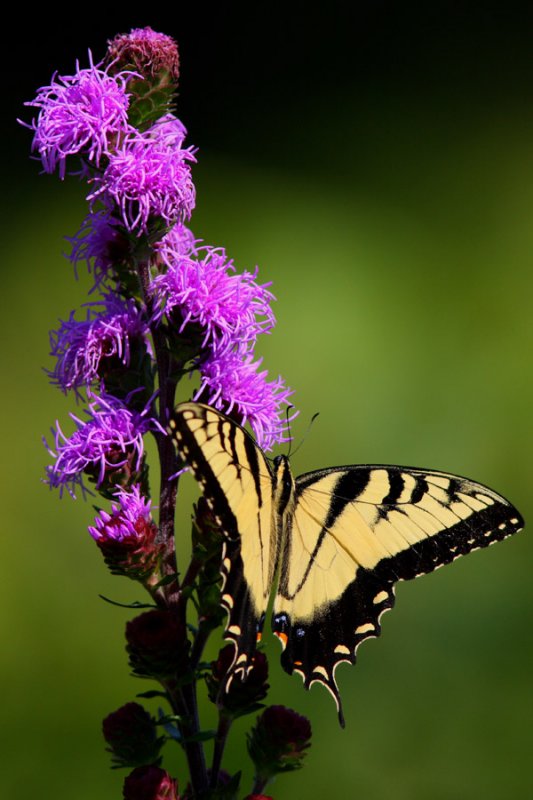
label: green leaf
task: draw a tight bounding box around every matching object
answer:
[181,729,217,744]
[98,595,157,610]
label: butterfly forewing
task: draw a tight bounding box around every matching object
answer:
[169,403,276,680]
[272,465,523,723]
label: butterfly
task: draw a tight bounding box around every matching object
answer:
[168,402,524,726]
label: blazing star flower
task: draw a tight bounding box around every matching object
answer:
[148,113,187,149]
[196,350,295,451]
[44,393,163,498]
[88,120,196,234]
[49,296,150,391]
[88,484,153,542]
[154,221,198,267]
[152,247,276,354]
[67,209,130,289]
[89,485,163,579]
[23,54,132,178]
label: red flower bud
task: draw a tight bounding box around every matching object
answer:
[103,702,163,767]
[123,766,179,800]
[126,609,189,679]
[247,705,312,784]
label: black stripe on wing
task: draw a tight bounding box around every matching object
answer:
[220,537,266,686]
[169,405,242,540]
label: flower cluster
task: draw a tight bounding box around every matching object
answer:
[26,28,295,501]
[26,25,306,800]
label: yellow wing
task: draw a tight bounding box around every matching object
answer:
[169,402,276,681]
[272,465,524,725]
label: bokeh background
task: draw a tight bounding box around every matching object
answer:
[3,4,533,798]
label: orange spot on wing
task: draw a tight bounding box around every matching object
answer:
[294,660,303,666]
[275,631,288,647]
[256,632,262,643]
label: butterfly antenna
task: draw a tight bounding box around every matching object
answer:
[288,411,320,459]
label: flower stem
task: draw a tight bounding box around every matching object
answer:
[210,713,232,790]
[137,255,180,604]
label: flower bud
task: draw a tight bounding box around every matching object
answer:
[247,705,312,784]
[103,702,164,767]
[105,27,180,129]
[123,766,179,800]
[207,645,269,718]
[89,486,163,581]
[126,609,189,679]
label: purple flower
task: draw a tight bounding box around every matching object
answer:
[67,210,130,289]
[88,118,196,234]
[152,246,275,354]
[49,295,150,392]
[88,484,153,542]
[196,350,295,451]
[89,485,163,580]
[44,393,163,498]
[154,222,198,265]
[22,54,132,178]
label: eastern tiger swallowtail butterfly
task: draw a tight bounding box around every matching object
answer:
[169,402,524,726]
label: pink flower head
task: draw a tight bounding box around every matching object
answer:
[88,484,154,543]
[67,209,130,289]
[89,118,196,234]
[152,246,276,354]
[44,393,163,498]
[49,295,150,392]
[22,54,132,178]
[196,350,296,451]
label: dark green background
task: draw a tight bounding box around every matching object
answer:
[4,5,532,798]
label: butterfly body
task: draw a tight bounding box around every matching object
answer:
[169,402,524,726]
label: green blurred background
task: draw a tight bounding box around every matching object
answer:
[3,4,533,798]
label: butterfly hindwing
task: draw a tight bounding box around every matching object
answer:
[169,403,275,682]
[272,465,524,723]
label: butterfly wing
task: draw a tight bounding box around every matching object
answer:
[272,465,524,725]
[169,403,276,682]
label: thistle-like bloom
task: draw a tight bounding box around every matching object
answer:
[154,221,198,267]
[152,247,275,354]
[196,350,295,451]
[89,484,153,542]
[67,209,130,289]
[88,119,196,234]
[89,485,162,579]
[49,296,150,391]
[23,55,132,178]
[44,393,162,498]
